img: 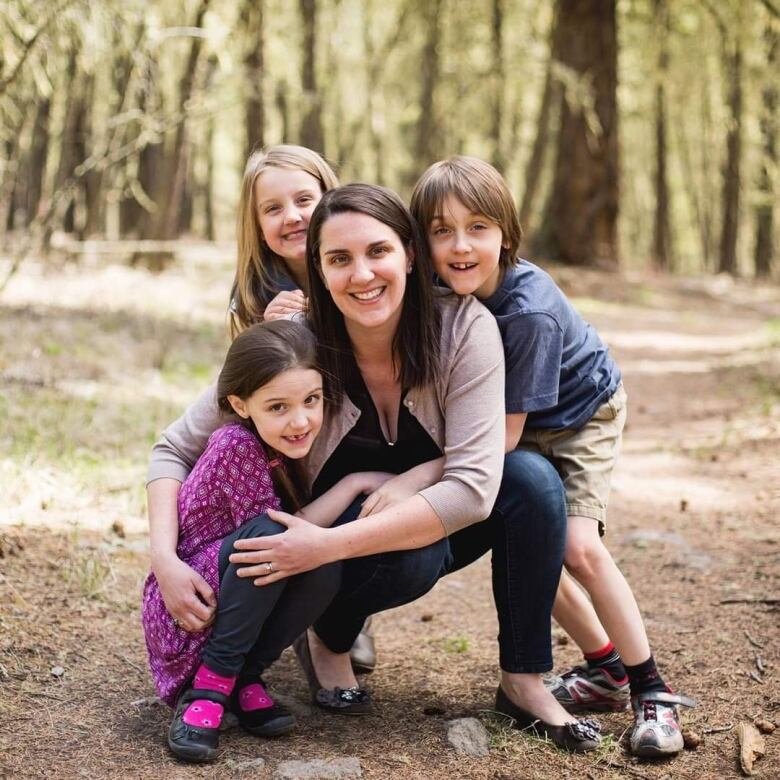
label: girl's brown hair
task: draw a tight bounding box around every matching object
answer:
[217,319,319,511]
[230,145,339,339]
[305,183,441,404]
[410,156,524,271]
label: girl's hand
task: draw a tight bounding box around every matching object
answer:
[154,556,216,632]
[358,470,426,518]
[264,289,307,321]
[229,510,334,585]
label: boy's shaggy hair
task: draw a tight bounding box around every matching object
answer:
[410,156,524,270]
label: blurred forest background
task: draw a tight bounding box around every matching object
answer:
[1,0,779,282]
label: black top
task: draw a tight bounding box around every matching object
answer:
[312,358,442,497]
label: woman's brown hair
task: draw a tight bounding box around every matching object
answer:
[305,183,441,404]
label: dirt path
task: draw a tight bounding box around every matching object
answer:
[1,257,778,779]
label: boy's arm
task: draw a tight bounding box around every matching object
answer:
[297,472,393,528]
[505,413,528,453]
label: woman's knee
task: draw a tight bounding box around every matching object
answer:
[302,561,342,603]
[498,450,566,521]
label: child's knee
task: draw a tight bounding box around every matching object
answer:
[564,534,611,583]
[237,514,287,540]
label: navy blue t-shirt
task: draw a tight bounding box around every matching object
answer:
[480,260,621,431]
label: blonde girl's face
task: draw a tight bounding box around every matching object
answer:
[228,367,324,459]
[427,195,506,300]
[254,168,323,275]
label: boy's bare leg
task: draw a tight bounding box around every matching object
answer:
[562,515,650,666]
[552,571,610,653]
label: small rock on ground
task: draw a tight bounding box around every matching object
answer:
[224,757,266,774]
[272,757,362,779]
[447,717,490,757]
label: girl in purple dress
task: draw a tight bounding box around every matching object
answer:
[141,319,390,762]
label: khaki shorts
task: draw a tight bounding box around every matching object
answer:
[517,383,627,534]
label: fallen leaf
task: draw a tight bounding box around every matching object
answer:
[738,721,766,776]
[754,719,776,735]
[682,729,702,749]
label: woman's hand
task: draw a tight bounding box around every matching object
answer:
[154,555,216,632]
[264,289,307,321]
[229,510,334,585]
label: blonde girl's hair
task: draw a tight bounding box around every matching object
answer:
[410,156,524,271]
[230,145,340,339]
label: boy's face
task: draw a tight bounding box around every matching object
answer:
[427,196,505,299]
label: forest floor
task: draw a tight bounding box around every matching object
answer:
[1,247,779,780]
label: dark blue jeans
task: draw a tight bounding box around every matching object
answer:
[313,449,567,673]
[201,515,341,677]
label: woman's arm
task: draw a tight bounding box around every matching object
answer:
[146,383,226,629]
[296,472,393,527]
[231,495,445,584]
[147,478,217,630]
[147,383,226,484]
[229,301,506,582]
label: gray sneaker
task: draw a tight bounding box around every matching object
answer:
[630,691,696,758]
[546,665,630,713]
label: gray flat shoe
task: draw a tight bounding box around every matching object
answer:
[293,632,372,715]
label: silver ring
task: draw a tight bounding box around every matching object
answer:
[173,618,180,628]
[266,562,274,575]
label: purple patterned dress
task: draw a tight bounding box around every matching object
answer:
[141,423,281,705]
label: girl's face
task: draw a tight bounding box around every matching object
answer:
[318,211,411,339]
[228,367,324,459]
[427,195,506,299]
[255,168,323,272]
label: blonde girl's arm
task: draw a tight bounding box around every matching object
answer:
[296,472,394,528]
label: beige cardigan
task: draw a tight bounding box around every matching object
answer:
[147,291,505,536]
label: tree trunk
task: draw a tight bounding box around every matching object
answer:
[519,57,557,233]
[242,0,265,159]
[409,0,443,186]
[299,0,324,152]
[491,0,505,172]
[275,81,291,144]
[718,39,742,275]
[25,97,50,226]
[154,0,211,241]
[652,0,672,270]
[54,47,82,234]
[537,0,619,268]
[754,24,777,278]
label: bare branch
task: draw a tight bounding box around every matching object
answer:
[0,0,79,96]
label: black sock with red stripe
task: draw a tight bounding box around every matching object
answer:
[584,642,628,684]
[624,655,668,697]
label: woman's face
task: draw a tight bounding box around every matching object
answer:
[318,211,411,338]
[255,168,323,273]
